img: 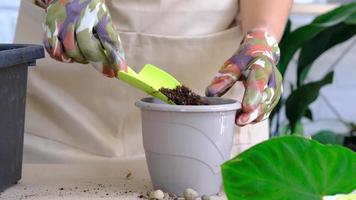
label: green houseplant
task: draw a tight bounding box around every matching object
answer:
[220,4,356,200]
[270,3,356,139]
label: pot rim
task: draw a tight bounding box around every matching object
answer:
[135,97,241,112]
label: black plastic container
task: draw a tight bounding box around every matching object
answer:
[0,44,44,192]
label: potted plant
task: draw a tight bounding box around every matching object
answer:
[269,3,356,151]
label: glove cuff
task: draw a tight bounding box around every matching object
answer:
[240,28,280,65]
[34,0,55,9]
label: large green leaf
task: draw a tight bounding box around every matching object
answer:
[297,23,356,86]
[277,3,356,76]
[312,130,345,145]
[285,72,334,132]
[222,136,356,200]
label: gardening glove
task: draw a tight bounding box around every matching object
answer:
[206,29,283,126]
[34,0,52,9]
[42,0,127,78]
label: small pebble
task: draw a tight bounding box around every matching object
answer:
[174,198,184,200]
[149,189,165,200]
[163,192,170,200]
[169,193,177,198]
[183,188,199,200]
[201,195,211,200]
[216,191,223,196]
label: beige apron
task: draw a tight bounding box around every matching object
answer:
[15,0,268,164]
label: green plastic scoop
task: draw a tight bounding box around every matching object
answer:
[117,64,181,104]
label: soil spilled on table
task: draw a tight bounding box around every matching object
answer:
[159,85,208,105]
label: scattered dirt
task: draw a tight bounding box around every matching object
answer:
[4,178,217,199]
[159,86,208,105]
[53,184,140,198]
[126,170,133,180]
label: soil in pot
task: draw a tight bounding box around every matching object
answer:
[159,85,208,105]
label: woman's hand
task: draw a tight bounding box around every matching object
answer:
[43,0,126,77]
[206,29,282,126]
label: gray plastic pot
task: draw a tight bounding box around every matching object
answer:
[0,44,44,192]
[135,97,240,196]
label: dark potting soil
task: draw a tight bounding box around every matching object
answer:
[159,86,208,105]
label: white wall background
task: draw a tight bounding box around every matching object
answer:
[0,0,20,43]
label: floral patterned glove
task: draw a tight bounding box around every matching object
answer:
[206,29,283,126]
[43,0,127,77]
